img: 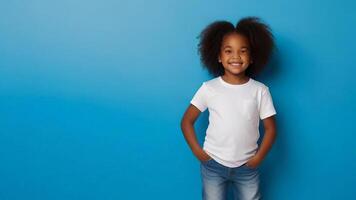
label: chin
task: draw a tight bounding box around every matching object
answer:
[227,71,244,76]
[229,68,246,75]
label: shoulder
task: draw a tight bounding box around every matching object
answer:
[203,76,220,85]
[201,76,221,91]
[249,78,270,92]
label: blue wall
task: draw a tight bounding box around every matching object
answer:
[1,0,355,199]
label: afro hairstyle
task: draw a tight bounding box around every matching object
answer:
[197,16,275,77]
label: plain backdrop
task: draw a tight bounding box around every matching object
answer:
[1,0,355,199]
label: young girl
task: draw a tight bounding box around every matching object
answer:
[181,17,277,200]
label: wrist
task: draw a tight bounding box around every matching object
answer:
[254,152,264,161]
[192,146,204,155]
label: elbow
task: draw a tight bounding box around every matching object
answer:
[180,117,186,132]
[180,118,185,131]
[266,128,277,140]
[264,125,277,135]
[180,116,193,132]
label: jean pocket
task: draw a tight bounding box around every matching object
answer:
[243,163,259,170]
[201,158,213,165]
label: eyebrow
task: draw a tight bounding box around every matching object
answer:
[223,45,249,49]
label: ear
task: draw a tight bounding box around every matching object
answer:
[218,56,221,63]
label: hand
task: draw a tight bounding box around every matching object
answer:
[195,149,212,162]
[245,154,263,168]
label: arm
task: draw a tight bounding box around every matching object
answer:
[246,115,277,168]
[180,104,212,162]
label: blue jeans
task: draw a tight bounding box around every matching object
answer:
[200,158,261,200]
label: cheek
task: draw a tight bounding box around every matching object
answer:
[242,54,252,62]
[220,55,230,62]
[220,52,227,58]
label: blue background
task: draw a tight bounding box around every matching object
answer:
[1,0,355,199]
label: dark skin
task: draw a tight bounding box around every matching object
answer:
[180,104,276,168]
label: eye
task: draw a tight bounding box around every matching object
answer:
[240,49,249,54]
[225,50,232,53]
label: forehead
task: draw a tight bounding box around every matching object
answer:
[221,33,250,48]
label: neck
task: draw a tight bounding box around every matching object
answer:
[222,72,250,85]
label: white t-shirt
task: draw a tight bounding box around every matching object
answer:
[190,76,277,168]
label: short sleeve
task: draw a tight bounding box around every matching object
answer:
[259,87,277,120]
[190,83,208,112]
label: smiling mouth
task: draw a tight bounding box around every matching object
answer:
[229,62,243,66]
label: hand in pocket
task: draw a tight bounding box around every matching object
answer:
[197,149,212,162]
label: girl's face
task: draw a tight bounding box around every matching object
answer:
[218,33,252,76]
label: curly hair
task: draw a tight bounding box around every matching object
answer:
[197,17,275,77]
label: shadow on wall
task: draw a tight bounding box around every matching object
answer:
[258,33,315,199]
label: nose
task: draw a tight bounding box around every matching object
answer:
[232,52,241,59]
